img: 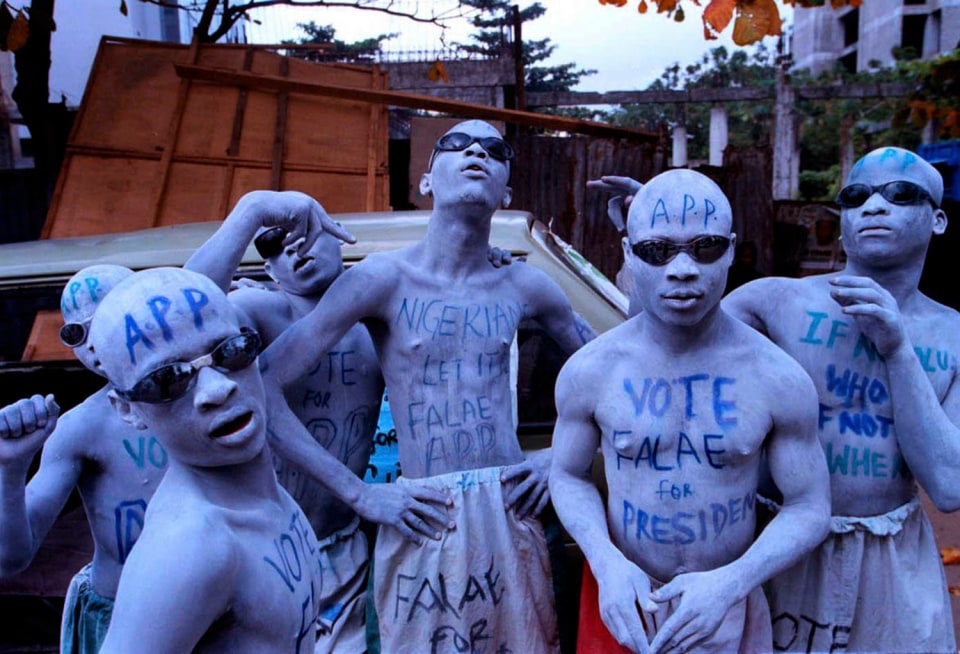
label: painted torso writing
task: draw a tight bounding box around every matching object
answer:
[590,324,775,582]
[68,389,167,598]
[758,275,959,516]
[367,256,533,478]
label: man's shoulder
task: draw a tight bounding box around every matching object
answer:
[45,388,125,452]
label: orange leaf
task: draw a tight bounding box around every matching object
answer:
[639,0,649,13]
[703,0,736,38]
[7,10,28,52]
[427,60,449,84]
[941,547,960,565]
[599,0,628,5]
[732,0,782,45]
[675,5,685,21]
[654,0,679,14]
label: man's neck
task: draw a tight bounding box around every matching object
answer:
[842,258,924,307]
[422,204,495,274]
[177,448,281,508]
[638,304,730,355]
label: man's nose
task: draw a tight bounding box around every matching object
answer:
[666,252,700,279]
[193,366,237,410]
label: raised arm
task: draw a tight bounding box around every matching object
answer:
[831,276,960,511]
[550,354,655,654]
[0,395,82,576]
[184,190,354,293]
[721,277,778,334]
[649,362,829,654]
[523,267,597,355]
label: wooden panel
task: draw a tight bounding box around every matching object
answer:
[43,37,390,239]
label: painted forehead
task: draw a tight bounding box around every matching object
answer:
[89,268,235,374]
[445,120,502,139]
[627,171,732,238]
[60,265,133,321]
[849,147,942,199]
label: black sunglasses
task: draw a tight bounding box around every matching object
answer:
[835,180,937,209]
[254,226,287,259]
[630,235,732,266]
[59,316,94,348]
[114,329,263,404]
[428,132,515,170]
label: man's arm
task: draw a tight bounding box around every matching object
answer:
[184,190,354,292]
[831,275,960,511]
[721,277,778,334]
[550,354,656,654]
[0,395,83,576]
[649,362,830,654]
[100,524,234,653]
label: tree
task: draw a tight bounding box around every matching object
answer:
[455,0,596,93]
[282,21,397,64]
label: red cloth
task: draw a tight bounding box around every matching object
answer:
[577,563,632,653]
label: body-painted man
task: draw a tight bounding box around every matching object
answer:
[0,265,167,654]
[259,120,594,653]
[725,147,959,653]
[91,267,322,653]
[552,169,830,653]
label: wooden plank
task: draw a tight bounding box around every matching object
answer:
[526,82,914,107]
[272,57,290,191]
[174,64,658,141]
[152,39,201,227]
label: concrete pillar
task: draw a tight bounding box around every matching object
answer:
[672,125,688,168]
[773,65,798,199]
[709,105,728,167]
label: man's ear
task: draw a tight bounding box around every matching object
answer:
[501,186,512,209]
[933,208,948,236]
[419,173,433,198]
[621,235,633,263]
[725,232,737,267]
[107,389,149,430]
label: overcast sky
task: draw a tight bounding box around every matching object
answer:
[249,1,794,93]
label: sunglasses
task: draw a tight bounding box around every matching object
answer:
[835,180,937,209]
[630,235,732,266]
[254,226,287,259]
[59,316,94,348]
[428,132,515,170]
[114,329,263,404]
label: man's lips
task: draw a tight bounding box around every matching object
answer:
[294,256,315,272]
[209,411,253,439]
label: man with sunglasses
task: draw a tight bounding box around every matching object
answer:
[551,169,830,654]
[183,190,386,652]
[255,120,592,652]
[0,264,171,654]
[75,266,323,652]
[723,147,960,652]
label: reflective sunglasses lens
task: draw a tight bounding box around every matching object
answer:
[883,181,924,204]
[59,322,88,347]
[692,236,731,263]
[478,138,514,162]
[214,333,262,370]
[435,132,473,151]
[123,363,196,403]
[836,184,872,208]
[632,241,676,266]
[254,227,287,259]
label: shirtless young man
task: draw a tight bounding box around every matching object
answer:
[0,264,168,654]
[259,120,593,653]
[551,169,830,653]
[724,147,960,652]
[185,193,380,652]
[88,266,322,652]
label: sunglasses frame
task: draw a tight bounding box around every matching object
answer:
[629,235,733,267]
[427,132,515,171]
[835,180,938,209]
[59,316,94,348]
[114,329,263,404]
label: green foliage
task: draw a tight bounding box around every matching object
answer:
[454,0,595,93]
[283,20,397,63]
